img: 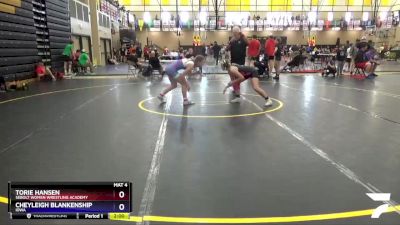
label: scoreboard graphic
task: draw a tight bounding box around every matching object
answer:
[8,182,132,220]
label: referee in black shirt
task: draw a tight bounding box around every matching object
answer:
[226,26,248,65]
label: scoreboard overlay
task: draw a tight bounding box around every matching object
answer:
[8,182,132,219]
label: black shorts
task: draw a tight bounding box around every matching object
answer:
[237,65,260,79]
[268,56,275,60]
[345,58,351,63]
[63,55,72,62]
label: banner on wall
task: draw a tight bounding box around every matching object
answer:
[150,20,160,31]
[386,17,393,28]
[162,20,169,31]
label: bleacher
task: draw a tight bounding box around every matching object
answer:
[0,0,70,83]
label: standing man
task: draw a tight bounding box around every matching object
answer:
[265,35,276,77]
[349,39,360,75]
[226,26,248,65]
[212,41,221,65]
[62,40,74,75]
[247,35,261,66]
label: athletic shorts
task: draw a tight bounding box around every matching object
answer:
[268,56,275,60]
[346,58,351,63]
[237,65,260,79]
[355,62,368,69]
[63,55,72,62]
[248,56,259,61]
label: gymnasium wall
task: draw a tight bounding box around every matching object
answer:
[0,0,38,81]
[136,30,364,50]
[0,0,71,82]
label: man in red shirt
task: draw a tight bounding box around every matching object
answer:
[265,35,276,77]
[247,35,260,65]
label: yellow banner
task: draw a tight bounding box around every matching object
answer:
[226,0,240,11]
[181,0,189,6]
[271,0,286,11]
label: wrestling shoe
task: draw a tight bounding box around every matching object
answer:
[157,95,166,103]
[230,97,241,103]
[264,98,273,107]
[183,100,195,106]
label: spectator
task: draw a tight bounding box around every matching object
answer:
[62,40,74,75]
[265,35,276,77]
[112,48,118,61]
[322,58,336,76]
[212,41,221,65]
[78,49,94,74]
[354,43,377,78]
[344,44,352,72]
[136,44,142,58]
[349,39,360,74]
[0,76,6,92]
[127,52,143,71]
[107,55,119,65]
[129,44,136,56]
[226,26,248,65]
[148,51,165,75]
[120,46,127,63]
[143,45,150,61]
[36,62,56,81]
[163,46,169,55]
[247,35,261,66]
[185,48,194,59]
[336,45,346,75]
[72,49,81,73]
[273,37,283,80]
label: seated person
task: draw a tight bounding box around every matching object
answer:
[72,50,81,73]
[354,45,377,78]
[36,62,56,81]
[322,58,336,76]
[0,76,7,92]
[78,49,94,74]
[127,53,143,71]
[148,51,165,75]
[107,55,119,65]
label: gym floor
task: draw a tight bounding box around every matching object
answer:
[0,73,399,225]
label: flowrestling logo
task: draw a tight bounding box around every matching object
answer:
[367,193,391,218]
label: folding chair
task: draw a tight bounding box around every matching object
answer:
[352,66,366,77]
[127,62,139,79]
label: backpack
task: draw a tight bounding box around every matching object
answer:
[141,65,152,77]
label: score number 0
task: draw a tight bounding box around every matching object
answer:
[118,191,126,211]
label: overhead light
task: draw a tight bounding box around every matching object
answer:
[362,12,369,21]
[181,11,189,23]
[161,11,170,21]
[345,12,352,23]
[143,12,151,24]
[328,12,333,21]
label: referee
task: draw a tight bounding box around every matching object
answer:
[226,26,248,65]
